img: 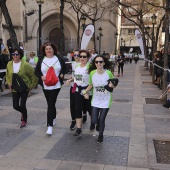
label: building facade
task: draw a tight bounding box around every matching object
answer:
[0,0,117,57]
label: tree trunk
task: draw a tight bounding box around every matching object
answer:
[162,0,170,102]
[0,0,18,48]
[60,0,65,57]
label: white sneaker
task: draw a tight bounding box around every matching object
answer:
[46,126,53,135]
[53,118,56,126]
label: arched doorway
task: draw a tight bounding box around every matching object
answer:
[49,28,61,47]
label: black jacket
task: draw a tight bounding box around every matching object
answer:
[35,55,67,88]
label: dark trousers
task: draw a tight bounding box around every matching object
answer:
[70,86,76,121]
[118,63,124,74]
[12,91,29,122]
[91,106,109,136]
[75,91,91,119]
[43,88,60,126]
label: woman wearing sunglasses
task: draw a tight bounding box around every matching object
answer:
[72,50,94,136]
[6,48,38,128]
[83,55,114,143]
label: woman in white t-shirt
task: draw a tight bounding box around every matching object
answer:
[29,52,38,69]
[35,42,67,135]
[83,55,115,143]
[71,50,94,136]
[109,51,116,73]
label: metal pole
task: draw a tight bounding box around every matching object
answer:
[99,34,101,54]
[151,23,155,83]
[38,3,42,55]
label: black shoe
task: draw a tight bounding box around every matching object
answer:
[96,124,99,131]
[97,135,103,143]
[73,129,82,136]
[90,123,95,131]
[70,121,76,130]
[82,114,87,124]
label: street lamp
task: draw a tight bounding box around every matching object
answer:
[80,15,87,31]
[151,14,157,60]
[114,31,118,54]
[151,14,157,82]
[98,27,103,54]
[36,0,44,55]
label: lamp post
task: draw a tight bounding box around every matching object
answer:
[146,26,150,59]
[36,0,44,55]
[114,31,118,54]
[98,27,103,55]
[80,15,87,32]
[151,14,157,82]
[151,14,157,61]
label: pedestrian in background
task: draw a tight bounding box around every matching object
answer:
[29,52,38,69]
[117,52,125,77]
[6,48,38,128]
[83,55,114,143]
[35,42,67,135]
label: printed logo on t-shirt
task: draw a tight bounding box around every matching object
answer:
[74,74,83,83]
[95,86,106,93]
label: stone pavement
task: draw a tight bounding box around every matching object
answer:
[0,60,170,170]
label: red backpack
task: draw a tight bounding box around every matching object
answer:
[43,61,59,86]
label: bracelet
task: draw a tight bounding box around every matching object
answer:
[82,90,87,95]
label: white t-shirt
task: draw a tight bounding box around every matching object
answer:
[41,56,61,90]
[89,69,114,108]
[71,61,80,87]
[13,61,21,73]
[74,63,89,87]
[29,58,36,68]
[110,54,116,62]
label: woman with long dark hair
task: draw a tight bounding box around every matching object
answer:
[35,42,67,135]
[83,55,114,143]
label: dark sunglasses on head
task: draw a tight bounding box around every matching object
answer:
[74,54,79,57]
[12,53,19,56]
[95,61,104,64]
[79,55,87,58]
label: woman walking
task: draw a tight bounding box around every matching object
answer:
[35,42,67,135]
[6,48,38,128]
[83,55,114,143]
[66,50,80,130]
[73,50,94,136]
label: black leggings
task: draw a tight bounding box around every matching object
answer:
[118,63,124,74]
[91,106,109,136]
[43,88,60,126]
[12,91,29,122]
[75,91,91,119]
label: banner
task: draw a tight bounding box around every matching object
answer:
[81,24,94,50]
[135,29,144,56]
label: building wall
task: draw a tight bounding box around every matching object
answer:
[0,0,117,57]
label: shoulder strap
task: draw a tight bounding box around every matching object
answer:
[43,58,58,68]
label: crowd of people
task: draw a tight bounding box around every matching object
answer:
[0,39,143,143]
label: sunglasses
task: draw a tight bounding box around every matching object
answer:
[12,53,19,56]
[79,55,87,58]
[74,54,79,57]
[95,61,104,64]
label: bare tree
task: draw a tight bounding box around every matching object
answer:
[65,0,112,49]
[60,0,65,57]
[0,0,18,48]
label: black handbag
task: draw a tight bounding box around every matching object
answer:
[12,73,28,92]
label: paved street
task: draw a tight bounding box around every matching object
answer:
[0,60,170,170]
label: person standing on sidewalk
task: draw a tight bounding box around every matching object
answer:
[66,50,80,130]
[35,42,67,135]
[83,55,114,143]
[6,48,38,128]
[73,50,94,136]
[117,52,125,77]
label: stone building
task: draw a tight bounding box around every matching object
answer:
[0,0,117,57]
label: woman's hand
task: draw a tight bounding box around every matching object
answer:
[66,79,72,85]
[60,74,63,78]
[41,76,46,81]
[84,93,89,99]
[8,84,12,90]
[108,81,114,88]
